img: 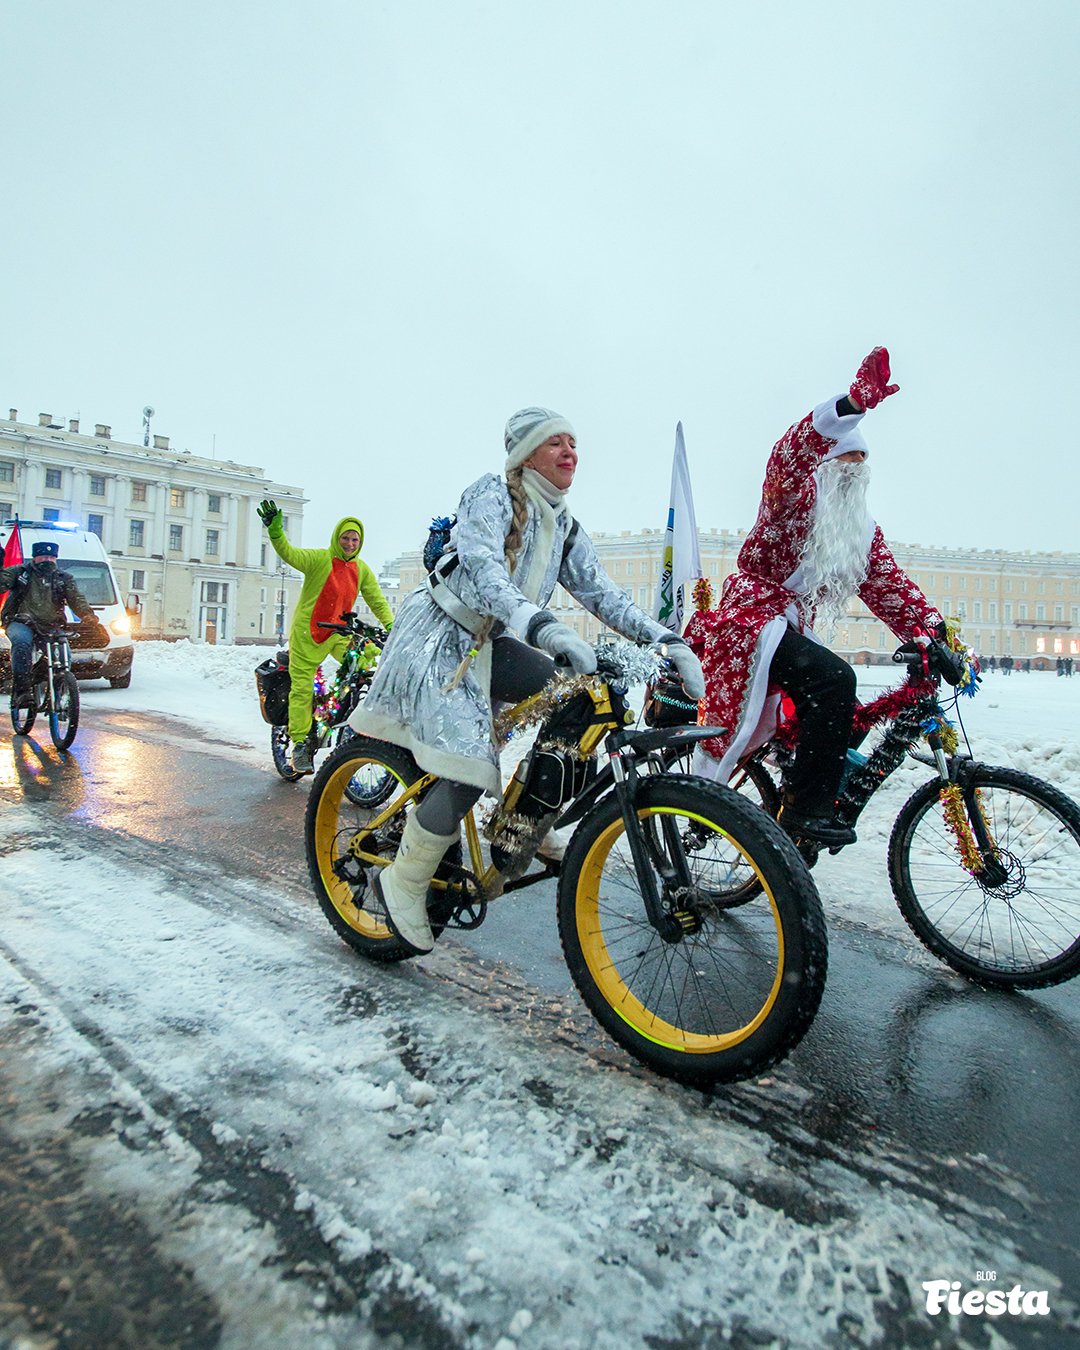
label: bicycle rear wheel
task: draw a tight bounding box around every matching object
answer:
[305,736,460,963]
[557,775,827,1086]
[889,766,1080,988]
[49,673,80,750]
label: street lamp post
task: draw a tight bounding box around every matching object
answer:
[276,560,287,645]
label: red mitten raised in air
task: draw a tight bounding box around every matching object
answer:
[850,346,899,410]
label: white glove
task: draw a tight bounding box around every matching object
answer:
[530,618,597,675]
[654,636,705,700]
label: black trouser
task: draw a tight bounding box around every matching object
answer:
[415,635,554,834]
[770,627,857,817]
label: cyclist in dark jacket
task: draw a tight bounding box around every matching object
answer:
[1,540,104,709]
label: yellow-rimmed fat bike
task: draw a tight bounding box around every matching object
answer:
[305,643,827,1087]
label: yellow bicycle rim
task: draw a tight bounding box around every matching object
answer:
[313,754,412,940]
[575,807,785,1053]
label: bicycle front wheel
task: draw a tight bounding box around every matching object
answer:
[557,775,827,1086]
[889,766,1080,988]
[10,692,36,736]
[49,672,80,750]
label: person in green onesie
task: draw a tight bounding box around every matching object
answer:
[258,500,394,774]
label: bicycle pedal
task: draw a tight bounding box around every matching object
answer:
[671,909,701,935]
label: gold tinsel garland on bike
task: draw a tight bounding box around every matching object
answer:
[492,673,600,749]
[938,782,984,872]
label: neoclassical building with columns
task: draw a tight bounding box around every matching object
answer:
[386,525,1080,671]
[1,409,305,643]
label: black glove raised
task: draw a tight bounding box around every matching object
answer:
[257,499,280,527]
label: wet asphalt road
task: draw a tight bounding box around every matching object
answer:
[2,705,1079,1333]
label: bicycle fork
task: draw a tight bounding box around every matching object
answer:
[608,743,697,943]
[927,734,999,878]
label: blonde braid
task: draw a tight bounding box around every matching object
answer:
[444,469,531,691]
[503,467,529,576]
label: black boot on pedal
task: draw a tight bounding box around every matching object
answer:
[779,799,856,848]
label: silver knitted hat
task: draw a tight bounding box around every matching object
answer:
[504,407,575,471]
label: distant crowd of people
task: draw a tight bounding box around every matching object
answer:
[979,654,1074,677]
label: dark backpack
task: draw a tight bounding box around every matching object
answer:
[422,512,580,577]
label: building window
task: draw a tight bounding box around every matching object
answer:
[0,460,14,482]
[132,481,148,503]
[43,507,60,521]
[260,543,267,568]
[972,602,982,621]
[169,524,183,551]
[87,514,104,539]
[1004,603,1012,622]
[89,474,106,496]
[45,467,62,489]
[201,581,229,603]
[205,529,220,556]
[1036,604,1046,621]
[208,493,222,513]
[988,602,997,621]
[170,487,186,509]
[1054,605,1064,622]
[0,501,12,520]
[131,569,146,590]
[130,519,145,547]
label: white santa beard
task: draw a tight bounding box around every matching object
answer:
[798,460,873,632]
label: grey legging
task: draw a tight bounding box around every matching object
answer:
[414,634,555,834]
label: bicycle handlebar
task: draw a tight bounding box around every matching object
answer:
[315,612,387,644]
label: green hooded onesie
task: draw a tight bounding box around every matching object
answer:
[267,513,394,742]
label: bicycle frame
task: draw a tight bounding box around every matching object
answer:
[342,667,725,931]
[309,616,384,745]
[32,630,73,712]
[763,642,992,871]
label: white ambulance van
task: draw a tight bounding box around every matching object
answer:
[0,519,135,687]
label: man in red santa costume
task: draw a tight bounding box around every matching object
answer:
[692,346,944,847]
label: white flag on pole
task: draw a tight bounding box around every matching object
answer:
[652,422,702,633]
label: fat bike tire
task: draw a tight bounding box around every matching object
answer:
[889,765,1080,989]
[556,775,827,1086]
[49,673,80,750]
[271,724,303,782]
[305,735,460,963]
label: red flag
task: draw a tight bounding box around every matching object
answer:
[0,518,23,613]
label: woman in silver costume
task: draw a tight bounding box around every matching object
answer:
[349,407,705,954]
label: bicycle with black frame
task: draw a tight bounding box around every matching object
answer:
[305,640,828,1087]
[10,626,81,750]
[255,612,392,804]
[725,628,1080,990]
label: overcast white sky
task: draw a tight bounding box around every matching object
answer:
[3,1,1078,570]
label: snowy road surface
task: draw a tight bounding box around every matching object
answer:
[1,643,1079,1348]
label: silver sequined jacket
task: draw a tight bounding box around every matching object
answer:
[350,472,671,794]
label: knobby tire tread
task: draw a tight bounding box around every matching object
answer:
[889,764,1080,989]
[557,774,827,1086]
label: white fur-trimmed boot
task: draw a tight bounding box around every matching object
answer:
[373,813,457,955]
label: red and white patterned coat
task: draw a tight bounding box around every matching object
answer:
[695,397,943,782]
